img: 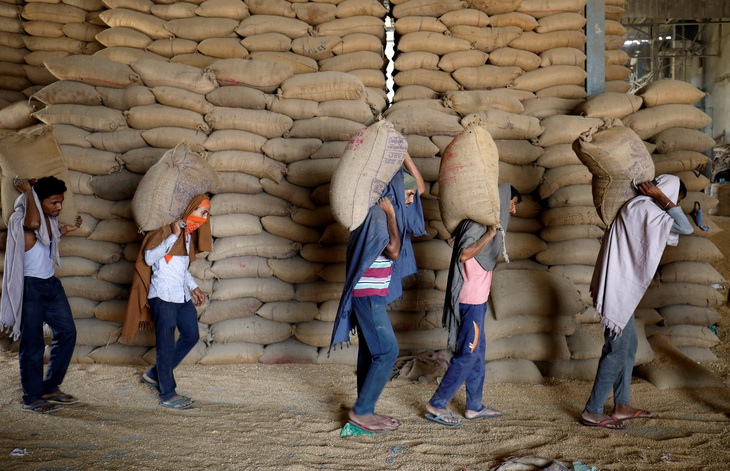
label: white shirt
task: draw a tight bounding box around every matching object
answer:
[145,233,198,303]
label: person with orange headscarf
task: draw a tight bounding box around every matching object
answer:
[123,194,212,410]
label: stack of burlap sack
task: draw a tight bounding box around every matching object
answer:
[0,0,35,130]
[602,0,631,93]
[0,1,724,386]
[627,80,725,362]
[10,49,385,365]
[564,80,724,374]
[20,0,105,88]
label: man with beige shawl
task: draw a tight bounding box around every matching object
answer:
[581,175,693,430]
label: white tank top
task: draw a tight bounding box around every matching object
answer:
[24,239,55,279]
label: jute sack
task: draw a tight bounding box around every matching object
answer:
[277,71,365,101]
[492,268,584,320]
[394,69,461,93]
[442,89,525,115]
[485,333,571,361]
[0,101,39,130]
[44,55,142,88]
[86,344,148,366]
[392,0,468,18]
[199,342,264,365]
[651,128,716,154]
[199,298,262,325]
[634,335,725,389]
[130,59,218,94]
[438,50,490,72]
[211,316,293,345]
[652,150,709,175]
[660,236,723,264]
[546,184,593,207]
[96,85,155,111]
[437,123,499,234]
[495,140,543,165]
[536,11,585,32]
[314,17,385,40]
[98,8,172,39]
[510,65,587,93]
[393,16,447,35]
[487,47,542,71]
[485,359,544,384]
[461,109,542,140]
[622,104,713,140]
[648,325,719,349]
[540,224,604,243]
[574,92,643,119]
[573,124,655,225]
[639,282,725,310]
[164,17,239,41]
[259,338,318,364]
[132,143,220,231]
[452,65,523,90]
[488,12,538,30]
[0,127,78,225]
[535,238,602,266]
[485,310,576,341]
[659,261,725,285]
[440,8,491,27]
[450,25,523,53]
[538,115,603,147]
[465,0,525,15]
[32,104,126,132]
[636,79,707,107]
[523,97,583,119]
[330,119,408,230]
[658,305,721,327]
[509,31,586,53]
[32,81,102,106]
[60,276,125,302]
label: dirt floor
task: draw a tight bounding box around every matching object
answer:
[2,219,730,471]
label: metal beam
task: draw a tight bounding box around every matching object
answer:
[586,0,605,96]
[626,0,730,19]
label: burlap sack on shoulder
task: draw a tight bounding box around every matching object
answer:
[330,119,408,230]
[132,143,220,231]
[573,122,654,226]
[0,126,78,225]
[438,122,500,234]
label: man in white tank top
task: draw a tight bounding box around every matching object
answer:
[12,177,82,414]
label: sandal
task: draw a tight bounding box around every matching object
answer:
[22,400,61,414]
[42,391,80,405]
[161,395,194,410]
[141,373,160,391]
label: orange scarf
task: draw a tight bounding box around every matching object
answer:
[122,195,212,338]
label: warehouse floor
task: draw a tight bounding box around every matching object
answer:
[1,219,729,471]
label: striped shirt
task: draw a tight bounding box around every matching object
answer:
[353,255,393,297]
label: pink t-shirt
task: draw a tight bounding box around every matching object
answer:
[459,257,493,305]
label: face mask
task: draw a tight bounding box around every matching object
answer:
[185,215,207,234]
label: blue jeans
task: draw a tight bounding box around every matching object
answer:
[430,303,487,412]
[19,276,76,405]
[352,296,399,416]
[585,315,638,414]
[146,297,199,402]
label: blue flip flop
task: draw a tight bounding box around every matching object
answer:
[425,412,464,427]
[161,396,194,410]
[466,406,503,420]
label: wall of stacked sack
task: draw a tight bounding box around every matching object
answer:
[0,0,724,385]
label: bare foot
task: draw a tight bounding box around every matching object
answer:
[348,411,397,433]
[611,404,653,421]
